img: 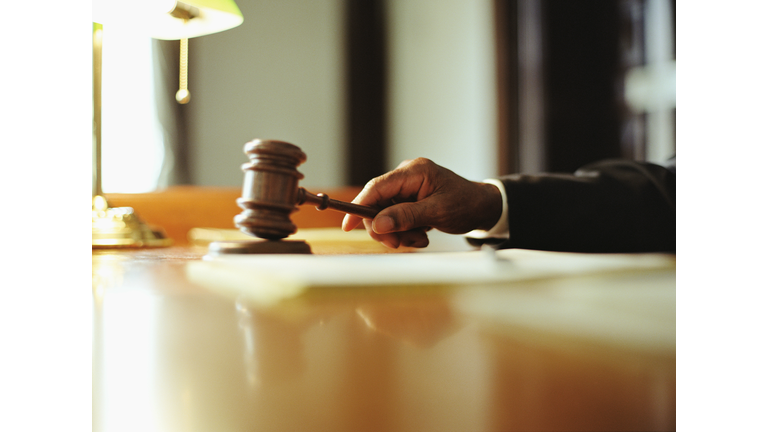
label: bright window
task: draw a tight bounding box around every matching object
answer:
[99,24,165,193]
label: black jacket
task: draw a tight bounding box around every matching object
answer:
[470,158,675,253]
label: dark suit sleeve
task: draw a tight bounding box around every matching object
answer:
[488,159,675,253]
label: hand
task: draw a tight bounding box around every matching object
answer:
[341,158,502,249]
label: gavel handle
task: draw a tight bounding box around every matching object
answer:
[297,187,379,220]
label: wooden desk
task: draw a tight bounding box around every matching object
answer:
[92,244,675,432]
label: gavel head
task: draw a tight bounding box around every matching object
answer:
[234,139,307,240]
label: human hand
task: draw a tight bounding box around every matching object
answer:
[341,158,502,248]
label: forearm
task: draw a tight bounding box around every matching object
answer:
[467,160,675,253]
[498,160,675,253]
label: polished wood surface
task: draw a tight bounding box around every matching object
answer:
[93,244,675,432]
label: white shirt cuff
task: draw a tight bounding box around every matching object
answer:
[465,179,509,240]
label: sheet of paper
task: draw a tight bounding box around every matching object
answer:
[185,249,674,305]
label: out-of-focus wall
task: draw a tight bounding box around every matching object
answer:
[186,0,346,188]
[385,0,497,180]
[186,0,498,187]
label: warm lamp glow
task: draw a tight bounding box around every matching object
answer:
[92,0,243,247]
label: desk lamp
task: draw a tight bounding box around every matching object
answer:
[92,1,243,248]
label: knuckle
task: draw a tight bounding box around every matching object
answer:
[357,176,387,204]
[411,157,434,169]
[362,176,380,192]
[395,159,414,169]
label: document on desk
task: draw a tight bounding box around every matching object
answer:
[186,249,674,305]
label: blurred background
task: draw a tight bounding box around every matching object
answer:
[99,0,675,193]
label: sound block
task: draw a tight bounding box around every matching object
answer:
[208,240,312,255]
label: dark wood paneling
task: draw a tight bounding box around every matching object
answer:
[344,0,388,185]
[541,0,624,173]
[493,0,520,175]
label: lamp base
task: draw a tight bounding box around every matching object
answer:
[92,195,172,249]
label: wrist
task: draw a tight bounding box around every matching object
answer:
[476,181,503,231]
[465,179,509,240]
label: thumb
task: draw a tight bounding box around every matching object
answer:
[372,201,431,234]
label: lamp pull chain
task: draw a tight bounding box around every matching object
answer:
[176,37,191,104]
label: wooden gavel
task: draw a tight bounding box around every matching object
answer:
[234,139,379,240]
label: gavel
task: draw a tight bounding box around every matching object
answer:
[234,139,379,241]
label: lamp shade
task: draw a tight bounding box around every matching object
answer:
[149,0,244,40]
[93,0,243,40]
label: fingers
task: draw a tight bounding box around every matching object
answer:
[360,219,430,249]
[341,180,392,233]
[362,219,398,248]
[372,200,431,234]
[342,159,428,232]
[398,229,430,248]
[354,159,433,208]
[342,213,362,232]
[341,158,440,246]
[372,215,395,233]
[342,181,385,231]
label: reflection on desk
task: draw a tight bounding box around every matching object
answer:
[93,245,675,432]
